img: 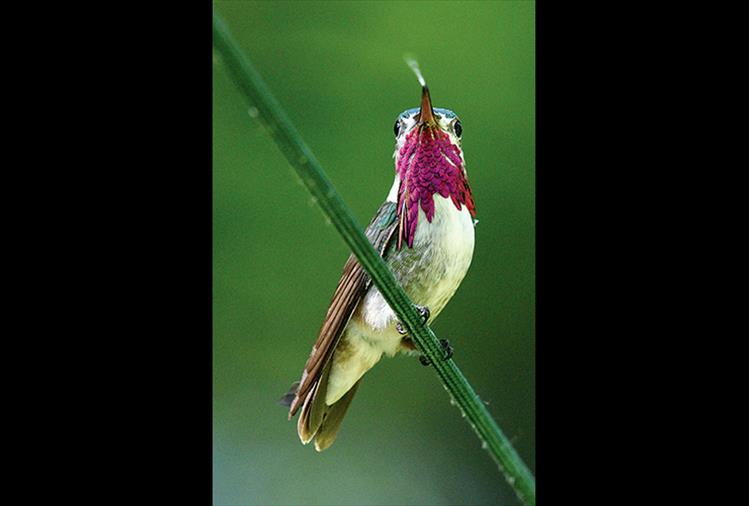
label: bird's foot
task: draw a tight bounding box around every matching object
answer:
[395,305,431,335]
[416,305,431,322]
[440,338,454,360]
[419,339,454,366]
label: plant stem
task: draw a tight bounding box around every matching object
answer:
[213,10,536,506]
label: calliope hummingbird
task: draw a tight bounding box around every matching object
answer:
[282,64,476,451]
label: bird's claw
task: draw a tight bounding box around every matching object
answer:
[416,305,430,322]
[440,338,454,360]
[419,338,454,366]
[396,305,431,335]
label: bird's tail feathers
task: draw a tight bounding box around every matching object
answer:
[279,381,300,408]
[294,363,361,451]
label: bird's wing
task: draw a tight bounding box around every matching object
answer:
[287,200,398,417]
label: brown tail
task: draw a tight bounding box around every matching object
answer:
[295,363,361,451]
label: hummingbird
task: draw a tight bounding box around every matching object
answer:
[282,66,476,451]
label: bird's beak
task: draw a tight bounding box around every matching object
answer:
[418,85,436,126]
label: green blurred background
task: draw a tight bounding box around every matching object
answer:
[213,1,534,504]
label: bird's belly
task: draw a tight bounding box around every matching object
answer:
[354,195,475,355]
[324,196,475,404]
[399,197,475,316]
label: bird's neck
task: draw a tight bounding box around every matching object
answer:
[395,128,476,249]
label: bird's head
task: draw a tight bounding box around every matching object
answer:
[392,85,464,163]
[390,69,475,249]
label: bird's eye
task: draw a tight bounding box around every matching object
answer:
[454,120,463,138]
[394,120,401,137]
